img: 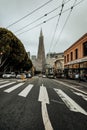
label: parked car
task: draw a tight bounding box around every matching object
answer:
[2,72,16,78]
[42,75,46,78]
[26,73,32,78]
[16,73,26,79]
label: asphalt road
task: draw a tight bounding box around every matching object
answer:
[0,77,87,130]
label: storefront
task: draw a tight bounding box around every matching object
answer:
[64,58,87,80]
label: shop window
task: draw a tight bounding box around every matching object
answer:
[83,42,87,56]
[75,49,78,59]
[70,52,73,61]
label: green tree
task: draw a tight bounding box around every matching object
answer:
[0,28,32,72]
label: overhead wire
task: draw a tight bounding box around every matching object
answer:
[50,0,83,52]
[49,0,65,54]
[16,7,71,36]
[6,0,54,28]
[15,0,71,33]
[16,0,84,36]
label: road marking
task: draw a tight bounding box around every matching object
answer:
[51,99,64,104]
[0,81,9,84]
[54,80,87,95]
[0,80,4,82]
[38,84,49,104]
[72,91,87,101]
[0,82,16,88]
[54,88,87,116]
[38,84,53,130]
[4,83,24,93]
[18,84,33,97]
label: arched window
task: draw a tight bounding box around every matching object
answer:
[83,42,87,56]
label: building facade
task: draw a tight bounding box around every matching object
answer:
[64,33,87,80]
[46,52,64,77]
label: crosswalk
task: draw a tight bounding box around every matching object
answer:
[18,84,33,97]
[0,80,87,115]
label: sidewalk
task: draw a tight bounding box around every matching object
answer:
[57,78,87,88]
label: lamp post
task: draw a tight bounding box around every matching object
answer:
[0,52,3,64]
[78,63,80,82]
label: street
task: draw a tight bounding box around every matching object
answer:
[0,77,87,130]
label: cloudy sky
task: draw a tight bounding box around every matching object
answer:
[0,0,87,56]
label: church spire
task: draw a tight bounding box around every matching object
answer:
[40,28,43,37]
[37,28,45,72]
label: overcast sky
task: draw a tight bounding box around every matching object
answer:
[0,0,87,56]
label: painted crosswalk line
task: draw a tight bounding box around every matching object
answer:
[18,84,33,97]
[38,84,53,130]
[72,91,87,101]
[4,83,24,93]
[0,81,9,84]
[0,82,16,89]
[54,88,87,116]
[54,80,87,95]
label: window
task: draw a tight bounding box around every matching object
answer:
[67,54,69,62]
[83,42,87,56]
[64,56,66,63]
[70,52,73,61]
[75,49,78,59]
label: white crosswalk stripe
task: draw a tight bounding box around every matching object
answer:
[0,81,87,116]
[18,84,33,97]
[0,81,9,84]
[4,82,24,93]
[0,82,16,88]
[0,80,4,82]
[72,90,87,101]
[54,88,87,115]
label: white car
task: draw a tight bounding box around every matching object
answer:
[2,72,16,78]
[16,73,26,79]
[42,75,46,78]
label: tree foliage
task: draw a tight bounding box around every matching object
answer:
[0,28,32,72]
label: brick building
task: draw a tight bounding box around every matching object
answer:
[64,33,87,80]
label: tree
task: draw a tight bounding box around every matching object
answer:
[0,28,32,73]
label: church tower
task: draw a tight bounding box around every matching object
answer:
[37,29,45,72]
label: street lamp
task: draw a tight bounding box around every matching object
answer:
[0,52,3,64]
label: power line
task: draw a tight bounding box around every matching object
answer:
[17,22,44,36]
[17,7,72,36]
[52,0,78,52]
[15,0,71,33]
[6,0,54,28]
[16,0,85,36]
[49,0,65,54]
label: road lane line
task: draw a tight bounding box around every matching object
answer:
[38,84,53,130]
[18,84,33,97]
[38,84,49,104]
[0,81,9,84]
[0,82,16,88]
[54,88,87,116]
[4,83,24,93]
[54,80,87,95]
[72,91,87,101]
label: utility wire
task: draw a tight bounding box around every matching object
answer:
[52,0,78,52]
[17,0,85,36]
[49,0,65,54]
[17,22,44,36]
[15,0,71,33]
[17,7,70,36]
[6,0,54,28]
